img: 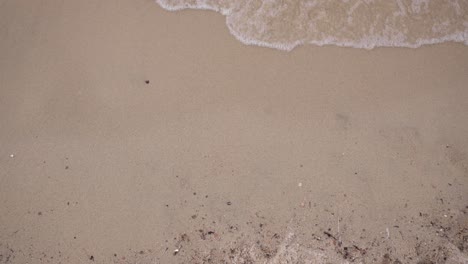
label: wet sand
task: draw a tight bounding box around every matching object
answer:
[0,1,467,263]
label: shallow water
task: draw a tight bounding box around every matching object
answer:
[156,0,468,50]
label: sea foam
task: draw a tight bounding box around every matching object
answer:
[156,0,468,51]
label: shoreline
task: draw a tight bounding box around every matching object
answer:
[1,1,467,263]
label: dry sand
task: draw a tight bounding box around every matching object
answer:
[1,1,467,263]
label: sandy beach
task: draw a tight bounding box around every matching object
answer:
[1,1,467,263]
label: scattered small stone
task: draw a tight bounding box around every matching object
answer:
[145,80,150,84]
[227,201,232,206]
[9,154,14,158]
[89,255,94,261]
[38,212,42,216]
[173,249,179,256]
[139,250,144,254]
[298,183,302,187]
[65,166,69,170]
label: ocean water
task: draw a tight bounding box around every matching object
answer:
[156,0,468,50]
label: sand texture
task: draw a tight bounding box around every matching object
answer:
[1,1,468,263]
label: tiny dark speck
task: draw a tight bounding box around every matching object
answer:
[65,166,69,170]
[89,255,94,261]
[145,80,150,84]
[38,212,42,216]
[227,201,232,206]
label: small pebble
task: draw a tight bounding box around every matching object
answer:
[9,154,14,158]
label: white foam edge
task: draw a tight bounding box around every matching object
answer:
[156,0,468,51]
[155,0,230,15]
